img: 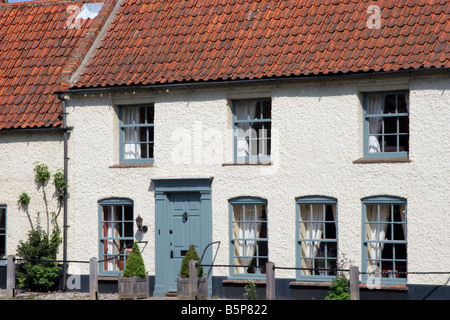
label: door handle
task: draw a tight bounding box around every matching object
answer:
[170,250,174,259]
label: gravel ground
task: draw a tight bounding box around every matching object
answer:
[0,288,119,300]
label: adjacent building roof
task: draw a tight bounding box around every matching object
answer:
[72,0,449,88]
[0,0,113,130]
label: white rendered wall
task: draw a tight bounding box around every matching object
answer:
[0,131,64,259]
[65,71,450,286]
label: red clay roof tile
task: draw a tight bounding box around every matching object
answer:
[72,0,449,89]
[1,0,449,130]
[0,0,113,130]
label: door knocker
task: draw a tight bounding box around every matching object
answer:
[182,211,188,223]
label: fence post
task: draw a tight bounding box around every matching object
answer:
[189,260,198,300]
[266,261,275,300]
[6,255,15,298]
[349,265,360,300]
[89,257,98,300]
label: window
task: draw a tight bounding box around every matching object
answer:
[99,199,135,275]
[362,196,407,284]
[0,206,5,265]
[119,104,154,163]
[229,197,268,278]
[233,99,271,163]
[363,92,409,158]
[296,197,337,279]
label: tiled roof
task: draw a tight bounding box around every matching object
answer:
[72,0,449,88]
[0,0,113,130]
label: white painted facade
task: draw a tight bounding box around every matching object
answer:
[0,130,64,259]
[63,71,449,287]
[2,71,449,292]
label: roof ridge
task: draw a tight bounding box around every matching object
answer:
[60,0,118,90]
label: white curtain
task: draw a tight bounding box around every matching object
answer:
[300,204,324,275]
[311,205,324,261]
[236,102,257,157]
[124,107,141,159]
[368,96,382,153]
[366,204,390,271]
[243,206,257,270]
[233,204,263,273]
[400,205,407,240]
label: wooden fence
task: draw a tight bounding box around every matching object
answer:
[5,255,361,300]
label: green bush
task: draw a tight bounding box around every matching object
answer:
[16,219,62,292]
[123,242,146,278]
[324,275,350,300]
[243,281,258,300]
[180,244,203,278]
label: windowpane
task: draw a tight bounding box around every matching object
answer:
[234,99,271,160]
[364,200,407,282]
[0,208,5,229]
[231,201,268,276]
[121,105,154,162]
[100,203,134,274]
[298,202,337,277]
[383,117,397,134]
[397,94,408,113]
[261,101,271,119]
[365,92,409,157]
[398,116,409,134]
[383,95,396,114]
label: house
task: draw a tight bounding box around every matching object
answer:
[0,0,115,287]
[1,0,449,300]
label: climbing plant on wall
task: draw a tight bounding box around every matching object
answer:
[15,162,67,292]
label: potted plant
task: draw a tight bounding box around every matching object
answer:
[177,244,208,300]
[118,242,149,300]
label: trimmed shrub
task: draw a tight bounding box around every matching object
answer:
[180,244,203,278]
[123,242,146,278]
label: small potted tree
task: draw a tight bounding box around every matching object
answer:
[177,244,208,299]
[118,242,149,300]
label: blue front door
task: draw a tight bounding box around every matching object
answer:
[152,177,213,297]
[167,192,202,292]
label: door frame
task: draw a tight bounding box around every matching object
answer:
[151,177,213,297]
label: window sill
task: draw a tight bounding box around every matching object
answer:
[98,276,120,281]
[222,162,272,166]
[222,279,266,286]
[359,283,408,291]
[110,163,155,168]
[289,281,332,288]
[353,158,411,164]
[290,281,408,291]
